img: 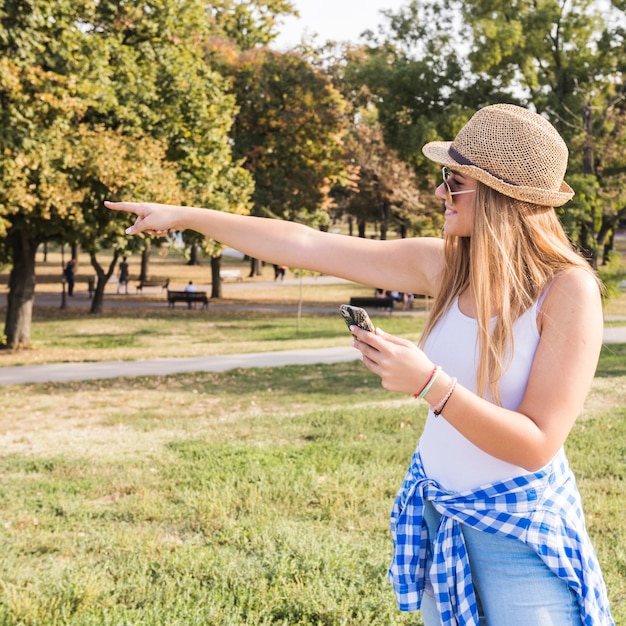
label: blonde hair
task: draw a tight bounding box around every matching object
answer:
[420,182,599,404]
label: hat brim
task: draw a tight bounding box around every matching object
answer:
[422,141,574,207]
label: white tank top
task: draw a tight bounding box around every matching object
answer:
[418,296,544,493]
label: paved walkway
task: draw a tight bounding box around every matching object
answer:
[1,274,625,386]
[1,324,625,385]
[0,346,361,385]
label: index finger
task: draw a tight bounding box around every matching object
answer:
[104,201,141,215]
[351,325,385,345]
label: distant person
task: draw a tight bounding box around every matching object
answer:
[184,280,197,293]
[273,264,286,281]
[63,258,76,296]
[87,275,95,299]
[106,104,613,624]
[117,256,130,294]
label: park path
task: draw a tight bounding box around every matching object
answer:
[1,274,625,386]
[2,325,626,385]
[0,346,361,385]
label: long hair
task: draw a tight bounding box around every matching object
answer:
[419,182,600,404]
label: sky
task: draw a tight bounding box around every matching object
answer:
[272,0,408,50]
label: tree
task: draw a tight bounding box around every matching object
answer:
[334,115,438,240]
[457,0,626,265]
[352,0,626,267]
[0,0,253,347]
[209,0,297,49]
[89,0,254,282]
[0,0,100,346]
[229,48,348,218]
[317,40,444,239]
[217,46,350,274]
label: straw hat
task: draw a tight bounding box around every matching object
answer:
[422,103,574,207]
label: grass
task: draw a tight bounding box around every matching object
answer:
[1,246,433,367]
[0,345,625,625]
[0,364,423,625]
[0,308,426,367]
[0,244,624,624]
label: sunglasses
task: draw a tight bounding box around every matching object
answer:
[442,167,476,206]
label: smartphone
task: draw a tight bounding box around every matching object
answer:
[339,304,375,333]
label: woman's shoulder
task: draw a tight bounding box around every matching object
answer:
[538,267,602,332]
[549,266,601,299]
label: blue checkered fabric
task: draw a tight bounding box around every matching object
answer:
[388,448,614,625]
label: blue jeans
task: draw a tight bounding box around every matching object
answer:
[421,500,582,626]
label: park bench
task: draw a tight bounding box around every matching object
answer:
[220,269,243,282]
[167,290,209,309]
[136,277,170,293]
[349,296,395,311]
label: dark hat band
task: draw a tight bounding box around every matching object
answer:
[448,146,517,186]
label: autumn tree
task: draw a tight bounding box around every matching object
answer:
[317,41,443,239]
[0,0,253,346]
[333,114,438,240]
[222,46,350,274]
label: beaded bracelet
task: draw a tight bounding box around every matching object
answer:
[430,377,457,417]
[415,366,442,400]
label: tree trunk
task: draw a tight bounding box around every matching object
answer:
[358,219,366,238]
[89,250,121,314]
[581,102,598,269]
[187,244,200,265]
[3,230,39,349]
[211,255,222,299]
[603,230,615,266]
[140,240,151,282]
[598,214,619,265]
[380,200,390,240]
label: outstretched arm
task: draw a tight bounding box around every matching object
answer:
[105,201,445,296]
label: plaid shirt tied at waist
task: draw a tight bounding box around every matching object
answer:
[388,448,613,626]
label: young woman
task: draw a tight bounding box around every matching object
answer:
[106,104,613,625]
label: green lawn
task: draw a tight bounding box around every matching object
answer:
[0,307,427,367]
[0,342,624,625]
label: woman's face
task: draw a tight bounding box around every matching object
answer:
[436,169,478,237]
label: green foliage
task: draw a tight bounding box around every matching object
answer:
[348,0,476,168]
[598,251,626,300]
[0,0,256,244]
[209,0,298,50]
[459,0,626,259]
[557,173,602,255]
[347,0,626,262]
[0,0,257,338]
